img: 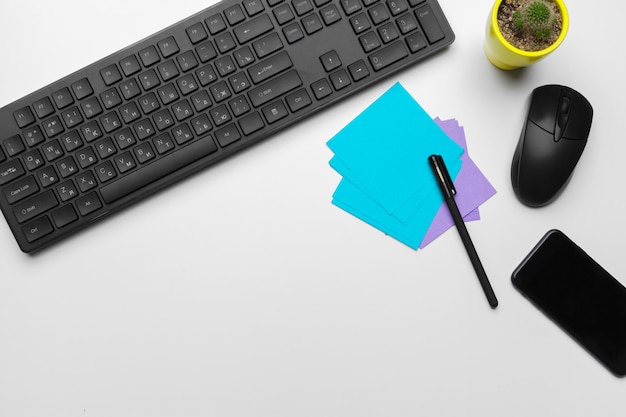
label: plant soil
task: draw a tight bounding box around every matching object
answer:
[496,0,563,52]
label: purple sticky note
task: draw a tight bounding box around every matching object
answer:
[419,118,497,248]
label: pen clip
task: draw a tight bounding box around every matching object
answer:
[428,154,456,199]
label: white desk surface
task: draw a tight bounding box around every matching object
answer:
[1,0,625,415]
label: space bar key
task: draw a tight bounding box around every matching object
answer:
[101,136,218,204]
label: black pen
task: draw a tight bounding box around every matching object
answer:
[428,154,498,309]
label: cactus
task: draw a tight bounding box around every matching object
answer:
[512,0,557,40]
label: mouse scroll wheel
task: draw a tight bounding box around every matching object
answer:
[555,96,571,141]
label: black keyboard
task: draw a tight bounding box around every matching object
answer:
[0,0,454,252]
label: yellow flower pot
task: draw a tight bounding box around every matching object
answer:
[484,0,569,70]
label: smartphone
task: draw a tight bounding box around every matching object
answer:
[512,229,626,377]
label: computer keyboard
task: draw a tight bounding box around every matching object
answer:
[0,0,454,252]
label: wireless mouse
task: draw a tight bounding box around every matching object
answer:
[511,85,593,207]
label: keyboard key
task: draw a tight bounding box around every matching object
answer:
[3,175,38,204]
[234,13,274,44]
[210,105,232,127]
[369,4,390,25]
[177,51,198,72]
[215,123,241,147]
[118,81,140,101]
[229,96,251,116]
[95,160,117,183]
[283,22,305,44]
[320,5,342,26]
[329,69,351,90]
[293,0,314,16]
[248,69,302,107]
[51,204,78,228]
[196,64,218,86]
[81,97,103,118]
[302,13,323,34]
[285,88,312,112]
[320,50,341,72]
[13,107,35,128]
[274,4,295,25]
[347,60,370,81]
[36,166,59,187]
[113,128,137,150]
[134,142,156,164]
[138,45,161,67]
[415,5,444,43]
[359,32,381,52]
[60,130,83,152]
[311,78,332,100]
[62,107,84,128]
[13,190,58,223]
[153,133,175,154]
[75,171,98,192]
[23,127,46,147]
[248,51,293,84]
[157,36,180,58]
[22,216,54,243]
[52,88,75,109]
[214,32,237,53]
[56,156,78,178]
[387,0,409,15]
[56,180,78,201]
[262,100,288,124]
[100,64,122,86]
[186,22,208,44]
[368,41,408,71]
[239,112,265,135]
[215,56,237,77]
[172,123,195,145]
[224,4,246,26]
[43,139,64,162]
[95,137,117,159]
[42,116,65,137]
[177,74,200,95]
[406,31,427,52]
[157,60,180,81]
[22,149,44,170]
[32,97,55,119]
[196,42,218,63]
[100,111,122,133]
[75,148,98,169]
[71,78,93,100]
[378,22,400,43]
[396,13,419,34]
[100,136,218,204]
[206,14,227,34]
[139,69,161,90]
[114,151,137,172]
[341,0,362,15]
[3,135,25,156]
[119,55,142,76]
[101,88,123,109]
[252,32,283,57]
[75,192,102,216]
[350,13,371,34]
[243,0,265,16]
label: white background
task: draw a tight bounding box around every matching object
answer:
[1,0,625,415]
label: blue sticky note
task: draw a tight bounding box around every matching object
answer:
[331,156,462,248]
[327,82,464,218]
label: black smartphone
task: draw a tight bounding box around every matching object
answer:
[512,229,626,377]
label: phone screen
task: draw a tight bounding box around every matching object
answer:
[512,229,626,377]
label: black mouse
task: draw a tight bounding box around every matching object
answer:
[511,85,593,207]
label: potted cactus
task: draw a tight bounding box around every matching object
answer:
[484,0,569,70]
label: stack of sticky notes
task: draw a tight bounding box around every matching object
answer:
[327,83,496,249]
